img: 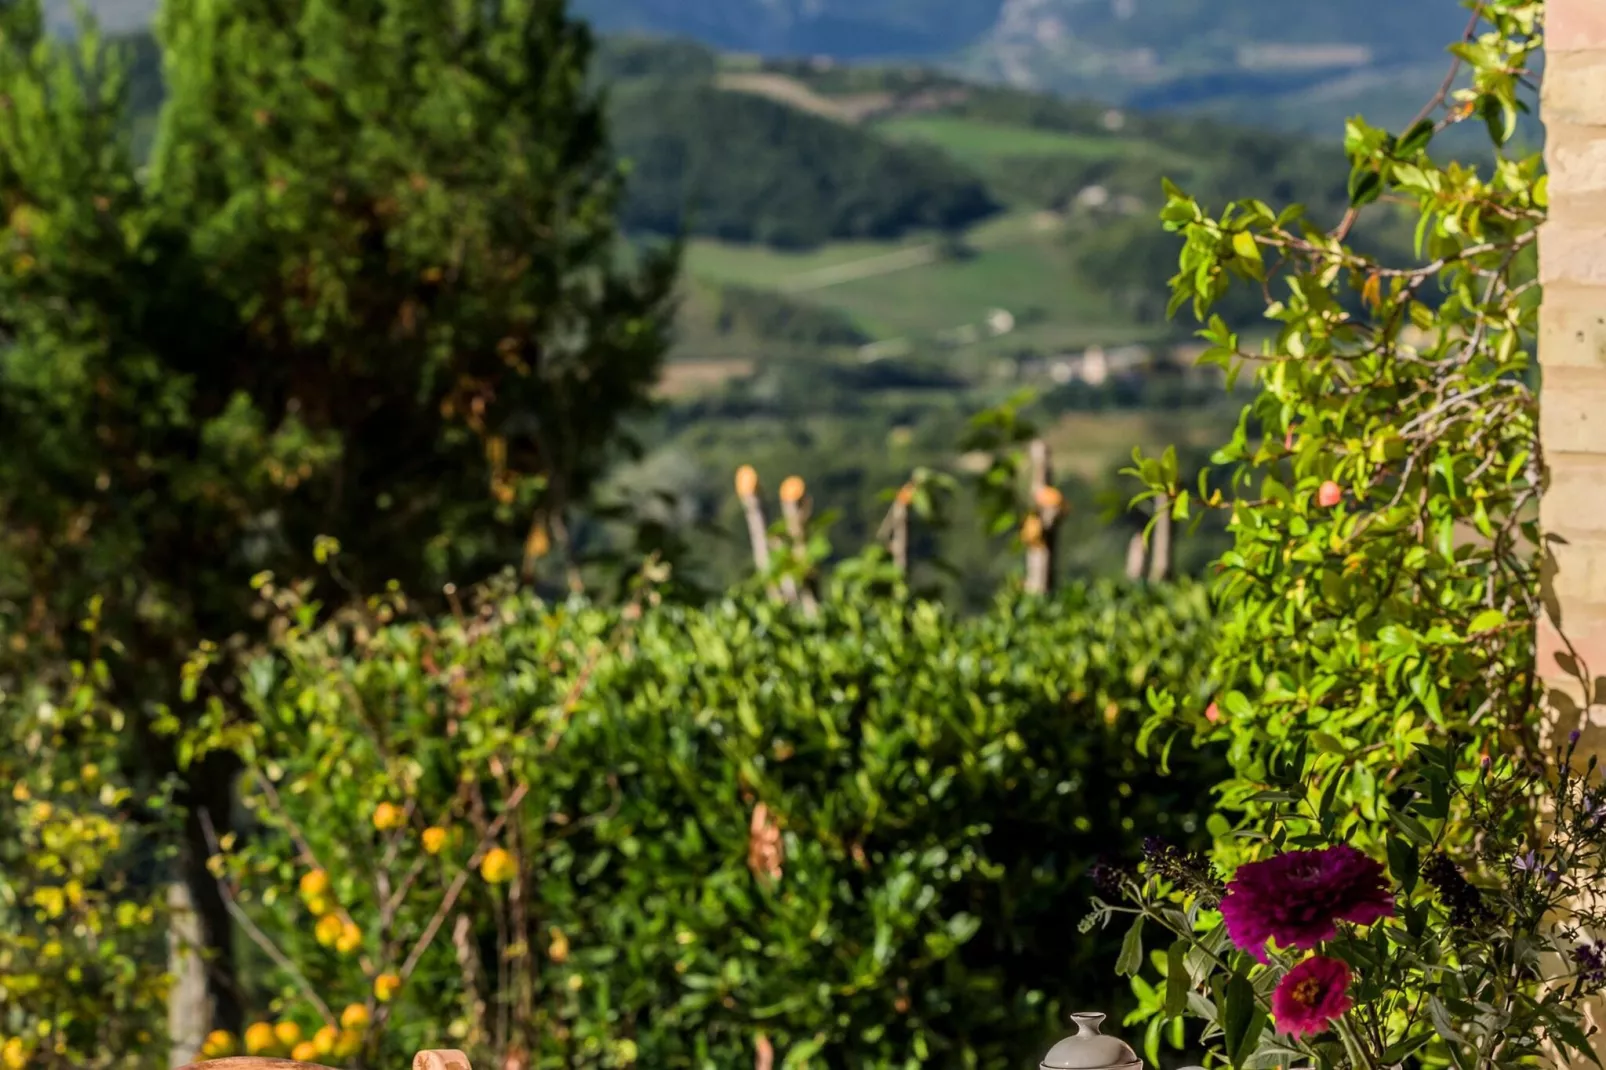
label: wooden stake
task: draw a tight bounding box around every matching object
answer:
[1125,531,1146,580]
[1148,502,1172,583]
[888,484,913,575]
[1024,439,1062,595]
[735,466,780,601]
[778,476,818,616]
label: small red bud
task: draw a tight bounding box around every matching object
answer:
[1317,481,1343,508]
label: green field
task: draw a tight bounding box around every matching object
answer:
[874,116,1128,161]
[677,206,1171,360]
[683,233,928,289]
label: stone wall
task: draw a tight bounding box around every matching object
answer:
[1541,0,1606,1056]
[1540,0,1606,732]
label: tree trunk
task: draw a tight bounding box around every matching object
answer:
[169,882,210,1068]
[180,752,243,1034]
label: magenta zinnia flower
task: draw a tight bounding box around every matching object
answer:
[1220,845,1394,961]
[1272,956,1353,1038]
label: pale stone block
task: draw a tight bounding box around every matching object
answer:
[1540,223,1606,286]
[1543,52,1606,127]
[1539,284,1606,367]
[1540,453,1606,534]
[1550,0,1606,53]
[1542,365,1606,451]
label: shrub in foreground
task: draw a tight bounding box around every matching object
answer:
[186,574,1223,1070]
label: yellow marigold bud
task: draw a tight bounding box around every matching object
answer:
[273,1021,302,1049]
[11,782,28,802]
[734,465,759,498]
[374,972,401,1003]
[372,802,404,831]
[335,921,362,955]
[299,869,330,899]
[339,1003,370,1031]
[548,927,570,964]
[312,1026,339,1056]
[304,893,333,917]
[243,1022,277,1055]
[479,846,516,884]
[315,914,344,947]
[421,826,447,855]
[2,1038,28,1070]
[778,476,805,503]
[199,1030,236,1059]
[291,1042,319,1063]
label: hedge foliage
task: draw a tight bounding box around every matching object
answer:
[184,574,1223,1070]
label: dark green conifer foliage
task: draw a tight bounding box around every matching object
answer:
[0,0,677,1025]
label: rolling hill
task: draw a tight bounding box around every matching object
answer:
[80,25,1445,594]
[46,0,1485,137]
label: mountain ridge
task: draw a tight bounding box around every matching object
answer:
[44,0,1477,134]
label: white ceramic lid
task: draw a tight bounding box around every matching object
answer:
[1040,1013,1142,1070]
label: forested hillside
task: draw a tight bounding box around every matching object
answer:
[104,28,1421,598]
[608,81,1000,245]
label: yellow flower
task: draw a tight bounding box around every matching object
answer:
[299,869,330,899]
[304,893,333,917]
[333,1029,364,1059]
[243,1022,277,1055]
[335,921,362,954]
[374,972,401,1003]
[340,1004,370,1030]
[273,1021,302,1050]
[291,1042,319,1063]
[200,1030,236,1059]
[31,887,65,919]
[312,1026,339,1056]
[479,847,516,884]
[372,802,404,831]
[421,826,447,855]
[2,1038,28,1070]
[315,914,344,947]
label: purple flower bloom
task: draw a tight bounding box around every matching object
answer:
[1514,851,1539,873]
[1576,943,1606,986]
[1272,956,1354,1038]
[1220,846,1395,962]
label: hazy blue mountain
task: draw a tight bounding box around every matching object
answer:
[46,0,1478,134]
[580,0,1479,136]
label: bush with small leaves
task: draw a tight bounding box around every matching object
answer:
[0,604,175,1070]
[182,565,1223,1070]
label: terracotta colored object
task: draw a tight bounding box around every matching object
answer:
[175,1050,472,1070]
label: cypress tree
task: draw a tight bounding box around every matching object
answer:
[1,0,677,1025]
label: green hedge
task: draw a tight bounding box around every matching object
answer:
[200,579,1223,1070]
